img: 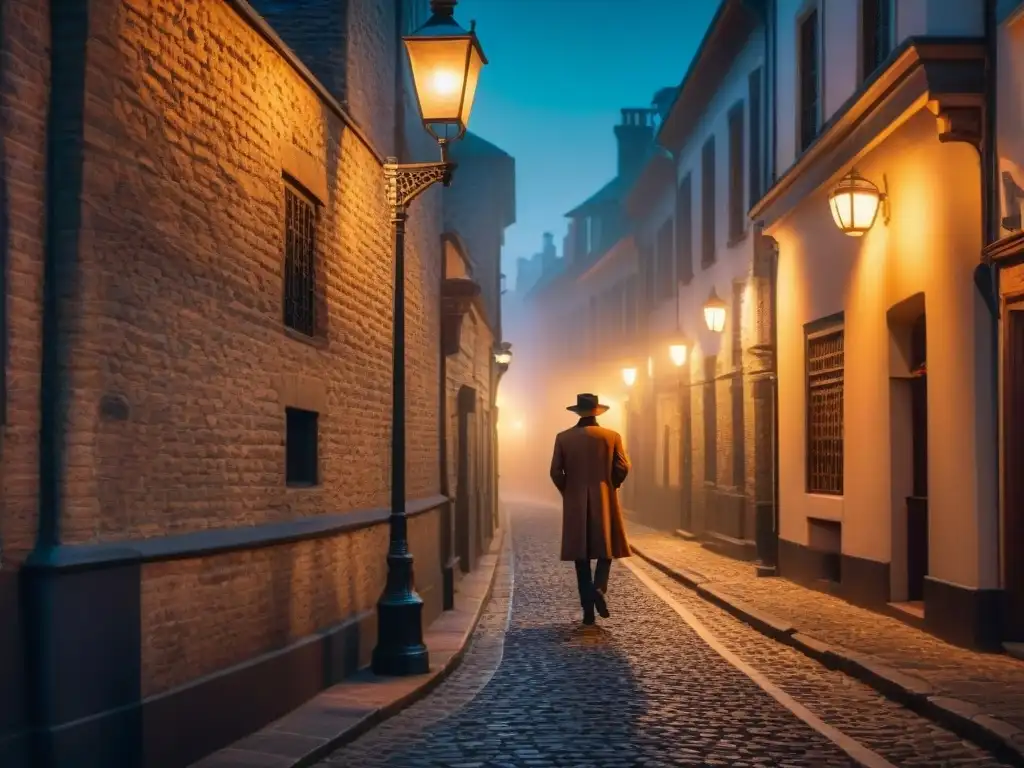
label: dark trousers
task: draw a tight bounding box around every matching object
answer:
[574,558,611,608]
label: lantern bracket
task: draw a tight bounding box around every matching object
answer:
[385,147,457,216]
[879,173,891,226]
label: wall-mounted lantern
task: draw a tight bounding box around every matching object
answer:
[494,341,512,370]
[622,367,637,388]
[828,169,889,237]
[703,288,727,333]
[668,342,688,368]
[500,273,507,295]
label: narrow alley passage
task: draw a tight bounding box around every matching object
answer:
[321,504,1010,768]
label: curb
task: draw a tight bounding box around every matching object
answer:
[631,544,1024,768]
[290,525,510,768]
[195,525,509,768]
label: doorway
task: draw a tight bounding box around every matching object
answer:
[1005,305,1024,639]
[456,385,477,574]
[906,314,928,602]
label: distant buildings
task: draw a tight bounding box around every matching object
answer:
[521,0,1024,653]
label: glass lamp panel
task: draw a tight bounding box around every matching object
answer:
[458,43,484,129]
[622,368,637,387]
[404,37,472,123]
[851,189,880,232]
[705,306,726,333]
[830,191,852,231]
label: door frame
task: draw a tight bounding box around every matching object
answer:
[1004,298,1024,638]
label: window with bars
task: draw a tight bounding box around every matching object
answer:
[657,218,674,301]
[286,407,319,486]
[798,10,820,152]
[676,174,694,285]
[806,326,845,495]
[861,0,892,81]
[728,102,745,243]
[701,138,716,268]
[283,184,318,337]
[704,355,718,483]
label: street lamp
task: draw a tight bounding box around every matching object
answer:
[828,169,888,236]
[669,343,688,368]
[622,367,637,388]
[373,0,487,678]
[703,288,727,334]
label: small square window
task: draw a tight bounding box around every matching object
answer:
[286,407,319,486]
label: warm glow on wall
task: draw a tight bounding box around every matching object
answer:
[704,288,727,333]
[828,169,887,237]
[647,356,654,378]
[669,343,688,367]
[622,367,637,387]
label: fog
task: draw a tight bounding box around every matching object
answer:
[498,286,630,508]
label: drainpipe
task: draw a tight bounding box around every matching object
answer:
[980,0,1003,599]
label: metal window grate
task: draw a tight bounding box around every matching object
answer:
[284,185,317,336]
[807,328,844,494]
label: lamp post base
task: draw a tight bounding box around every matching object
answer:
[371,584,430,676]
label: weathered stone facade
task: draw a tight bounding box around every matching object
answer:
[0,0,512,765]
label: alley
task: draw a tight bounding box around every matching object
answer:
[321,504,1010,768]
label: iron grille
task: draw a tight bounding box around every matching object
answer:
[807,328,844,495]
[284,185,317,337]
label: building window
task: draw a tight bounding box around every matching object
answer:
[676,174,694,285]
[657,218,674,301]
[624,275,637,337]
[286,407,319,486]
[642,242,656,305]
[861,0,892,81]
[284,183,318,337]
[704,355,717,484]
[806,325,844,495]
[748,67,763,207]
[728,102,745,243]
[798,9,820,152]
[701,138,716,268]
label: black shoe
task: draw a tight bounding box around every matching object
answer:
[593,589,610,619]
[582,607,596,625]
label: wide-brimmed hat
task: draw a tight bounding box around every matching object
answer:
[567,393,609,416]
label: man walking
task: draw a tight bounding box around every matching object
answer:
[549,393,632,625]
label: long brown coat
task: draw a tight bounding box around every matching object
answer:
[549,421,632,561]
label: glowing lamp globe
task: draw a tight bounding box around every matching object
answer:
[403,2,487,144]
[669,343,688,367]
[704,288,727,334]
[622,367,637,388]
[828,169,883,237]
[494,346,512,367]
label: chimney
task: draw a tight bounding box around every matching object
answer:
[652,87,676,124]
[614,107,657,180]
[249,0,351,104]
[542,232,555,259]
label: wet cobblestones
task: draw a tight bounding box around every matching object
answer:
[321,504,1011,767]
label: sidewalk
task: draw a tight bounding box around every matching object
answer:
[190,527,508,768]
[626,520,1024,765]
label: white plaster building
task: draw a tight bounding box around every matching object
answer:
[752,0,996,647]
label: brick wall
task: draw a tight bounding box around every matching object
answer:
[57,0,444,697]
[0,0,50,758]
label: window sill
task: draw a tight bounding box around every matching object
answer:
[284,326,329,349]
[286,481,321,490]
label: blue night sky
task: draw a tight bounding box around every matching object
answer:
[454,0,719,287]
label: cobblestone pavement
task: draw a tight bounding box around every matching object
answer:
[626,521,1024,735]
[321,504,1011,767]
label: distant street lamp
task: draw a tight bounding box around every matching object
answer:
[669,343,688,368]
[828,169,888,237]
[622,367,638,388]
[703,288,727,334]
[374,0,487,678]
[494,342,513,371]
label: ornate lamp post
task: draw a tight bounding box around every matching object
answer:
[373,0,487,677]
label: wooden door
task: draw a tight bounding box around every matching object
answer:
[1006,306,1024,638]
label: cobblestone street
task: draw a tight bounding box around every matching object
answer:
[321,503,1010,768]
